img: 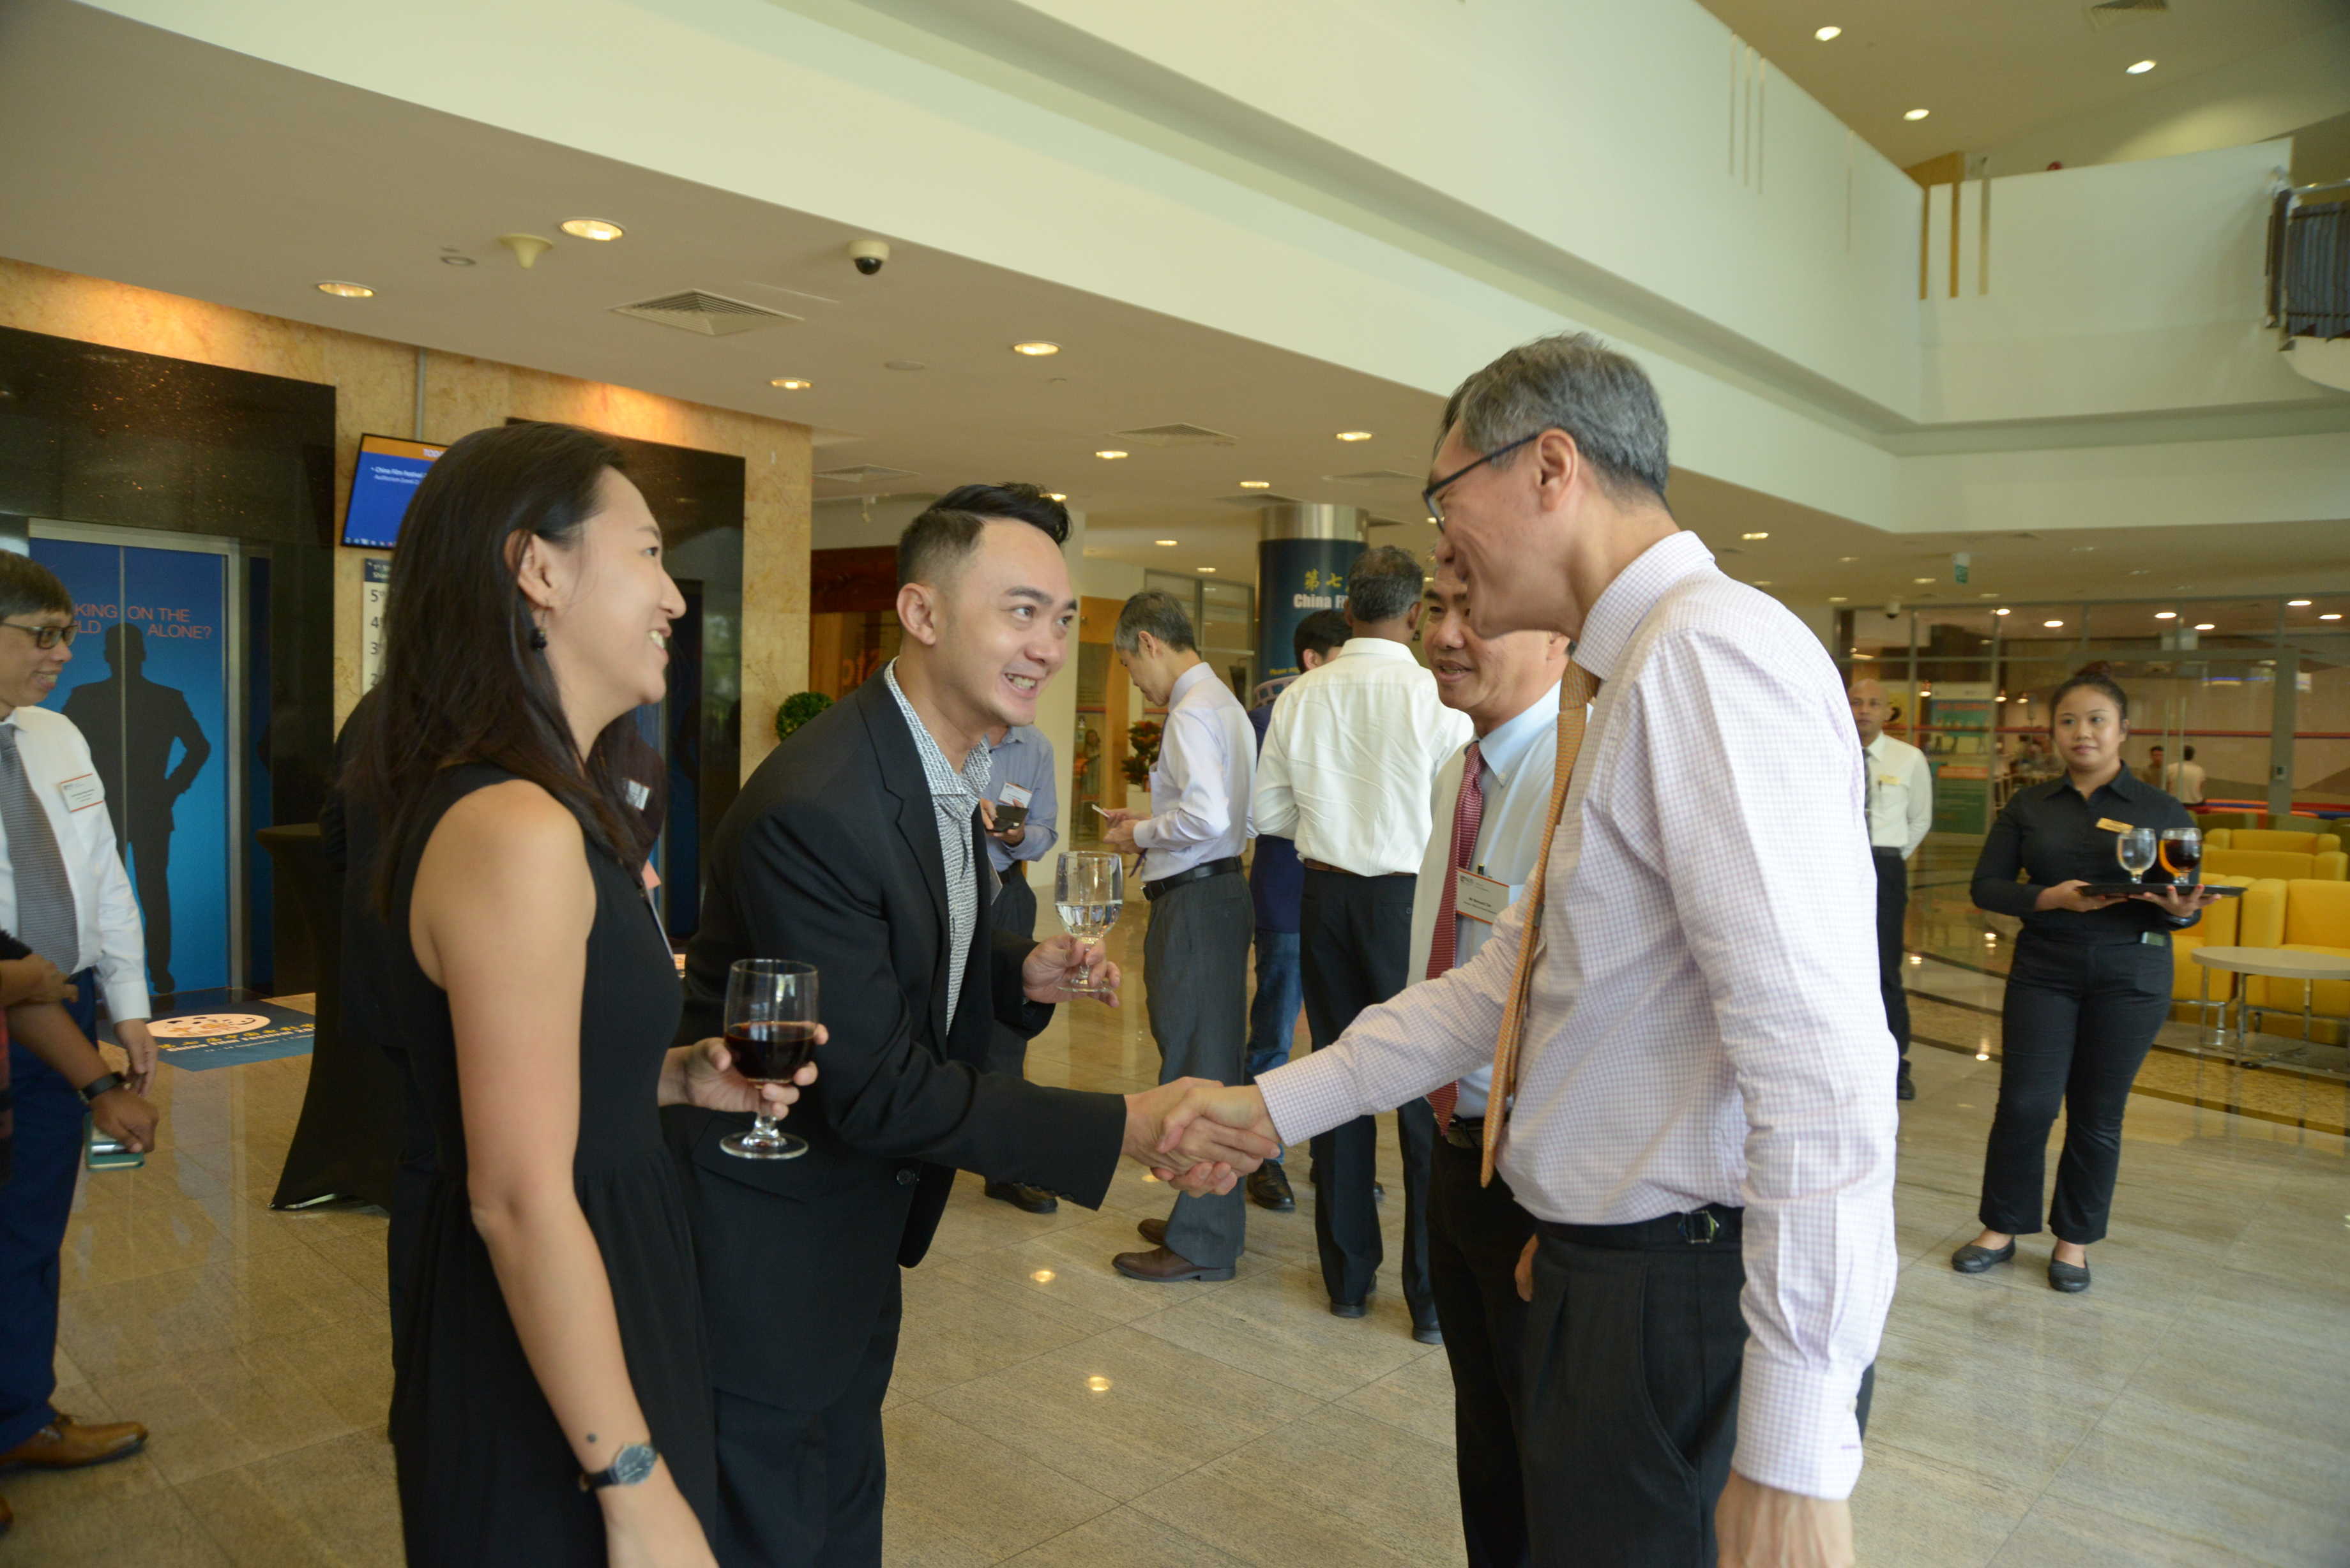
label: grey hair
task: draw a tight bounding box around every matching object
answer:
[1114,590,1197,654]
[1439,331,1671,501]
[1346,545,1424,625]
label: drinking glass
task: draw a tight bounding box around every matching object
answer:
[720,958,818,1160]
[2158,826,2202,887]
[1053,851,1125,997]
[2115,826,2157,886]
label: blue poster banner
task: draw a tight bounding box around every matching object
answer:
[1255,536,1364,691]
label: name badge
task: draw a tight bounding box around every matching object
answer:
[624,779,651,811]
[58,773,104,813]
[2095,817,2133,834]
[998,782,1034,808]
[1453,870,1514,925]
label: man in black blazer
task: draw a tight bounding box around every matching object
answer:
[665,490,1270,1568]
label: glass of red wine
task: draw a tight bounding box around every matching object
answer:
[720,958,818,1161]
[2158,826,2202,888]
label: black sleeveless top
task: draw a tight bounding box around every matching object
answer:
[358,764,716,1565]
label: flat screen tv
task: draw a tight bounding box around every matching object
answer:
[341,433,445,548]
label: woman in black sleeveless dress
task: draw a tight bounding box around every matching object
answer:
[343,423,812,1567]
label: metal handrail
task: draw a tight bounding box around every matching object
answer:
[2267,179,2350,342]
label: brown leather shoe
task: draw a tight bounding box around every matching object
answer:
[0,1413,147,1470]
[1136,1216,1167,1247]
[1112,1245,1234,1283]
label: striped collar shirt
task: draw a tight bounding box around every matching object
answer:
[885,660,992,1025]
[1255,531,1898,1502]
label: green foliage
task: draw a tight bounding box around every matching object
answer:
[1121,720,1163,787]
[775,690,834,743]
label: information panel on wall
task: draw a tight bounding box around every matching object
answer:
[1255,536,1364,697]
[1927,681,1995,837]
[33,537,231,996]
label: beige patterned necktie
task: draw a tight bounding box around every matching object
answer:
[1482,663,1599,1186]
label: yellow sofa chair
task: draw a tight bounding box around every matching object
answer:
[2202,847,2349,882]
[2169,873,2263,1013]
[2241,878,2350,1044]
[2225,828,2344,856]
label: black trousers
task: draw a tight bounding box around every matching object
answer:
[984,871,1038,1078]
[1299,868,1433,1318]
[1980,935,2172,1244]
[713,1272,900,1568]
[1870,848,1909,1060]
[1520,1211,1875,1567]
[1430,1132,1538,1568]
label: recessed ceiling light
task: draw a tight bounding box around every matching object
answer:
[2043,619,2065,628]
[1741,531,1770,540]
[1904,108,1930,121]
[1838,555,1858,562]
[2194,622,2216,631]
[315,280,374,298]
[1828,595,1847,603]
[1979,592,1999,598]
[2155,611,2176,619]
[1814,25,1842,41]
[1047,492,1067,502]
[1155,539,1179,547]
[1913,577,1935,585]
[559,218,624,241]
[1239,480,1271,489]
[2324,613,2343,621]
[2126,59,2157,75]
[2289,599,2312,607]
[1197,566,1217,573]
[1994,608,2010,615]
[1096,449,1128,460]
[1336,431,1374,442]
[1011,342,1060,356]
[439,255,475,268]
[768,378,811,390]
[1753,580,1773,587]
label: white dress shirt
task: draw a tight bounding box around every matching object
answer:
[1132,662,1254,881]
[1407,684,1563,1120]
[1256,531,1897,1502]
[1252,638,1473,877]
[0,705,150,1021]
[2164,760,2206,805]
[1863,732,1933,859]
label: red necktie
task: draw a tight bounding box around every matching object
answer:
[1427,742,1486,1134]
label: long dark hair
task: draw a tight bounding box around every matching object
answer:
[351,421,645,913]
[2050,661,2130,725]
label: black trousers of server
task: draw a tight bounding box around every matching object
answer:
[984,870,1039,1077]
[1979,933,2171,1244]
[1299,867,1434,1318]
[1871,848,1910,1063]
[1429,1131,1538,1568]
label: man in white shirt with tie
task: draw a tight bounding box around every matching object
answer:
[1850,679,1932,1102]
[1413,562,1568,1567]
[1102,592,1256,1281]
[1164,333,1895,1567]
[1253,547,1471,1336]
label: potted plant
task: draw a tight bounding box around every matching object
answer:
[774,690,833,744]
[1121,720,1162,787]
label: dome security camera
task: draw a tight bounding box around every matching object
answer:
[847,239,890,276]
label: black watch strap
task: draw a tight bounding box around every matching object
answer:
[579,1442,657,1491]
[77,1071,125,1104]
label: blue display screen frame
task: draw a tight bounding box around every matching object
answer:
[340,433,445,549]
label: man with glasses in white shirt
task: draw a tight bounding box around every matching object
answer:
[0,553,161,1494]
[1252,546,1471,1339]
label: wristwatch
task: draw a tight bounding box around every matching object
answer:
[579,1442,658,1492]
[77,1071,125,1105]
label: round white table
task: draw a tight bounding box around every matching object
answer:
[2189,946,2350,1064]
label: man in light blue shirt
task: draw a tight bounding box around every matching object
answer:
[1408,562,1569,1567]
[1101,591,1255,1281]
[978,721,1063,1212]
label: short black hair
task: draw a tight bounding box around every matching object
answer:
[2051,662,2129,724]
[898,484,1069,590]
[1294,608,1349,668]
[2183,745,2195,761]
[1347,546,1424,625]
[0,552,73,623]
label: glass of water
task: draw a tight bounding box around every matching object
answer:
[2116,825,2157,886]
[1053,850,1125,997]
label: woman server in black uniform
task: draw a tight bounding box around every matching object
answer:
[1954,665,2218,1293]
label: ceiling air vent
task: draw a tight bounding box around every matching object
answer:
[1215,492,1301,506]
[1328,469,1422,485]
[1109,423,1238,448]
[814,464,920,485]
[2085,0,2166,29]
[611,290,802,337]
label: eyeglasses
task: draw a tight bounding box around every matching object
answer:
[1421,432,1540,531]
[1,621,76,650]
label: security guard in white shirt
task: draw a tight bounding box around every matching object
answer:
[1851,678,1932,1100]
[0,552,158,1484]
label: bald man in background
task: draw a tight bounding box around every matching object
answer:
[1851,679,1932,1101]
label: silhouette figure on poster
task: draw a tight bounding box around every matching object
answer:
[63,624,212,995]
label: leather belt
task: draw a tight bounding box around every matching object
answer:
[1143,857,1243,901]
[1441,1116,1484,1152]
[1301,859,1414,880]
[1537,1203,1743,1250]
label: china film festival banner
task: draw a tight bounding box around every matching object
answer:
[1255,536,1364,694]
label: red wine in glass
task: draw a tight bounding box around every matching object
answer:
[721,959,817,1160]
[2158,829,2202,886]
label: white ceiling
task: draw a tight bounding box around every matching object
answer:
[1693,0,2349,167]
[2,0,2344,607]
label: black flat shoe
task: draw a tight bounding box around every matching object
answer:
[1330,1299,1368,1320]
[2048,1258,2091,1293]
[1247,1165,1296,1212]
[984,1181,1058,1215]
[1897,1065,1916,1102]
[1951,1240,2015,1274]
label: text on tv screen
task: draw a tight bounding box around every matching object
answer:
[342,434,444,548]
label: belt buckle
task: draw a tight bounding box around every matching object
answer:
[1678,1209,1720,1244]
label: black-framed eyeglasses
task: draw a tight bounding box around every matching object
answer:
[1,621,77,650]
[1422,432,1540,531]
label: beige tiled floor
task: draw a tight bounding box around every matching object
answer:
[12,890,2350,1565]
